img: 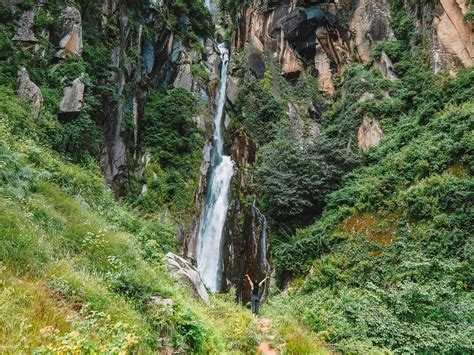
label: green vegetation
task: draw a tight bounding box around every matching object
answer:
[2,0,473,353]
[162,0,213,44]
[256,137,357,223]
[125,88,204,215]
[263,29,473,355]
[224,0,473,351]
[0,86,262,353]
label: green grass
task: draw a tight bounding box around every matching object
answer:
[0,87,267,353]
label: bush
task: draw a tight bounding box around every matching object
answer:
[256,137,357,223]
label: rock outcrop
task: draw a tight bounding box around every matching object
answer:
[374,51,398,80]
[55,6,83,58]
[405,0,474,72]
[12,9,38,42]
[351,0,396,62]
[287,102,321,148]
[17,67,43,109]
[434,0,474,70]
[226,76,239,105]
[59,77,84,119]
[235,1,397,94]
[165,252,210,304]
[358,116,384,151]
[173,63,194,91]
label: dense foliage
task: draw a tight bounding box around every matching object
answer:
[126,88,204,213]
[256,137,356,223]
[265,33,474,355]
[224,0,473,351]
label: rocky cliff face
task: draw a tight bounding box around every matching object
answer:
[235,0,472,94]
[97,1,192,194]
[212,0,472,296]
[4,0,215,194]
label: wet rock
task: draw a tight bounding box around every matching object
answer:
[358,116,383,151]
[199,142,211,177]
[17,67,42,109]
[55,6,83,58]
[165,252,210,304]
[59,77,84,119]
[12,10,38,42]
[224,113,231,129]
[143,41,155,74]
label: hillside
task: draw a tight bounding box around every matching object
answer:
[1,0,473,353]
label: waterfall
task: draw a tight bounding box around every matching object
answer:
[253,197,270,273]
[196,41,234,292]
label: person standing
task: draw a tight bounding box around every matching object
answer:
[245,274,268,317]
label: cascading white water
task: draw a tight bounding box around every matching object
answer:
[196,42,234,292]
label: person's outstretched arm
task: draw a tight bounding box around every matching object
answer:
[245,274,254,289]
[258,276,268,287]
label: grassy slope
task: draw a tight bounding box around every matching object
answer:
[265,62,474,352]
[0,87,265,353]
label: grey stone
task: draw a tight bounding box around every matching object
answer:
[59,77,84,116]
[17,67,42,109]
[148,296,173,317]
[12,10,37,42]
[288,102,321,148]
[165,252,210,304]
[200,142,211,176]
[174,64,193,92]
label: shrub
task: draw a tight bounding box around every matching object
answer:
[256,137,357,223]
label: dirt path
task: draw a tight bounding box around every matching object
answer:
[256,318,278,355]
[258,341,276,355]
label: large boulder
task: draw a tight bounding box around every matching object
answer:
[165,252,209,304]
[59,77,84,119]
[358,116,384,151]
[17,67,43,109]
[55,6,83,58]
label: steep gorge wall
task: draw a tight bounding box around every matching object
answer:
[214,0,473,297]
[2,0,216,194]
[234,0,472,92]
